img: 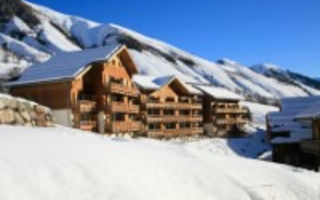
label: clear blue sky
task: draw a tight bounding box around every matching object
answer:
[28,0,320,77]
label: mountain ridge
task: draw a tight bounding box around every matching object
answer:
[0,0,320,103]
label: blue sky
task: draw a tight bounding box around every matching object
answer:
[29,0,320,77]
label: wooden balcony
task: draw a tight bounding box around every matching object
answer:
[176,102,190,109]
[191,127,203,135]
[189,116,203,122]
[105,82,139,97]
[163,102,178,109]
[145,102,164,109]
[215,118,247,125]
[127,104,140,113]
[190,103,202,110]
[107,121,142,132]
[148,127,203,137]
[107,102,139,113]
[79,120,97,131]
[73,100,96,112]
[214,108,247,114]
[300,140,320,155]
[107,102,127,112]
[146,115,162,123]
[163,115,178,122]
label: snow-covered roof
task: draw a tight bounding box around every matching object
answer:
[7,44,123,86]
[184,84,202,95]
[268,96,320,144]
[195,85,243,101]
[133,74,202,95]
[294,98,320,120]
[133,74,175,91]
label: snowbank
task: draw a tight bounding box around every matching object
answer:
[0,125,319,200]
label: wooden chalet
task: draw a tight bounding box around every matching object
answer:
[195,85,248,137]
[7,44,142,134]
[268,96,320,170]
[133,75,203,138]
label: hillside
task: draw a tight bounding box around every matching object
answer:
[0,125,319,200]
[0,0,320,102]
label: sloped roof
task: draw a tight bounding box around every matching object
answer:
[195,85,243,101]
[7,44,123,86]
[133,74,175,91]
[269,96,320,144]
[133,74,202,95]
[294,98,320,120]
[184,83,202,95]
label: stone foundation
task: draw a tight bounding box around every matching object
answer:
[0,94,54,127]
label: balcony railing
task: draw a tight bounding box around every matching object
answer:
[145,102,201,109]
[107,121,142,132]
[74,100,96,112]
[214,108,247,114]
[146,115,162,122]
[105,82,139,96]
[145,102,164,109]
[215,118,247,125]
[190,103,202,109]
[107,102,127,112]
[107,102,139,113]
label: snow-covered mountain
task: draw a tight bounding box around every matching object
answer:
[1,0,320,103]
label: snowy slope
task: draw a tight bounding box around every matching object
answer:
[0,0,320,102]
[0,125,319,200]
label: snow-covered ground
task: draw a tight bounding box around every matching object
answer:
[0,125,319,200]
[241,101,279,128]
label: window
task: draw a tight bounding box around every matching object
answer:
[179,122,190,128]
[165,123,176,129]
[112,94,124,102]
[164,109,175,116]
[179,110,190,116]
[114,113,126,121]
[149,123,161,130]
[148,109,160,115]
[165,97,175,102]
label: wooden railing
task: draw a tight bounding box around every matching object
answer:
[145,102,201,109]
[145,115,202,123]
[74,100,96,112]
[146,115,162,122]
[107,121,142,132]
[215,118,247,125]
[148,127,203,137]
[105,82,139,96]
[107,102,139,113]
[214,108,247,114]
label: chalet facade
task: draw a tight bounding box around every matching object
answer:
[133,75,203,138]
[195,85,248,137]
[6,44,250,138]
[7,44,142,134]
[268,96,320,170]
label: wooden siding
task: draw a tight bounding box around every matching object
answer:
[203,96,248,136]
[140,82,203,138]
[10,81,71,109]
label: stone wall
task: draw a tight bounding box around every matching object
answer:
[0,94,54,127]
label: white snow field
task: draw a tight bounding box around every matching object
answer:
[0,125,319,200]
